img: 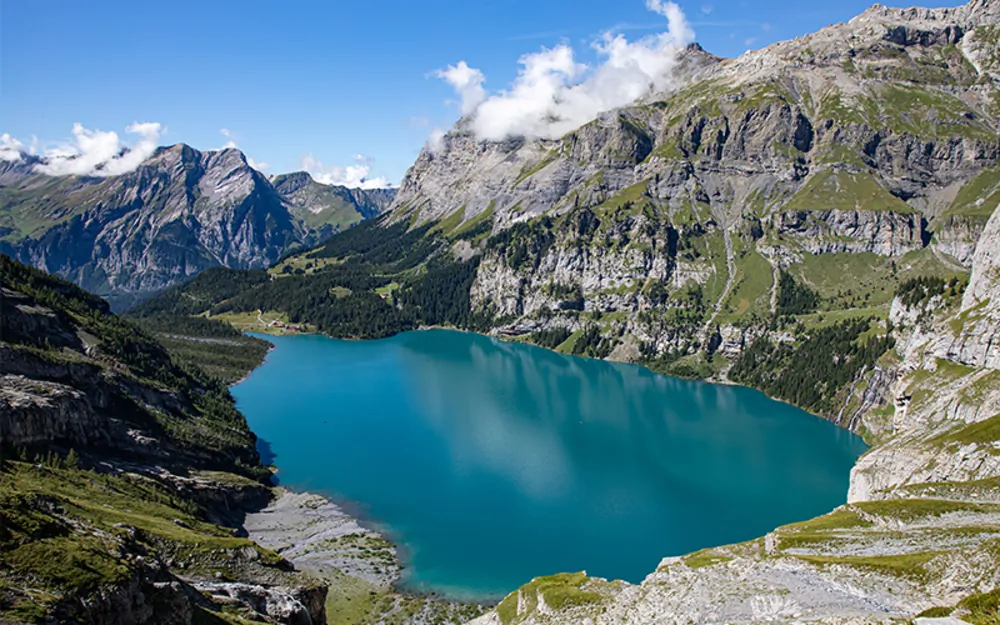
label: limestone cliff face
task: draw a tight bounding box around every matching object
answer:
[470,211,680,319]
[844,203,1000,505]
[947,203,1000,369]
[933,214,988,266]
[392,0,998,368]
[0,146,393,303]
[771,209,925,256]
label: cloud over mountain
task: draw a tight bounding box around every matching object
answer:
[436,0,694,141]
[301,153,390,189]
[33,122,165,177]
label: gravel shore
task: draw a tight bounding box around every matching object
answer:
[245,488,400,587]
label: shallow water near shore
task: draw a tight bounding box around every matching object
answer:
[232,329,868,600]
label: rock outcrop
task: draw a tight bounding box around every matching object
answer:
[946,203,1000,369]
[771,209,925,256]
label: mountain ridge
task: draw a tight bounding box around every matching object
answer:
[391,0,998,234]
[0,143,395,308]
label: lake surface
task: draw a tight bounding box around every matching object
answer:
[232,329,868,600]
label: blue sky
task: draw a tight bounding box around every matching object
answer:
[1,0,965,186]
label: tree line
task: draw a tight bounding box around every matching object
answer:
[729,317,895,414]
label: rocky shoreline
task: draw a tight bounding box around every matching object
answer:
[462,206,1000,623]
[245,488,400,588]
[243,488,489,624]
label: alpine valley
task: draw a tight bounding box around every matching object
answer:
[3,0,1000,623]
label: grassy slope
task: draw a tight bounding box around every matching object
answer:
[783,169,917,214]
[0,255,307,622]
[130,315,272,384]
[0,177,105,242]
[275,175,368,232]
[941,167,1000,219]
[0,460,292,624]
[791,248,963,312]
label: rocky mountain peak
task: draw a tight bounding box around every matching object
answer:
[0,144,394,305]
[391,0,998,235]
[856,0,998,27]
[271,170,317,194]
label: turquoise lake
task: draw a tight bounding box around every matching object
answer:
[232,329,868,600]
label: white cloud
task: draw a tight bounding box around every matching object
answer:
[435,0,694,141]
[760,22,772,31]
[0,133,25,162]
[433,61,487,116]
[248,157,270,171]
[701,4,713,14]
[8,124,267,176]
[218,128,238,150]
[427,128,448,154]
[34,122,164,177]
[744,37,757,47]
[301,153,390,189]
[216,128,272,171]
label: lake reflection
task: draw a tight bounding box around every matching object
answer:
[233,329,867,599]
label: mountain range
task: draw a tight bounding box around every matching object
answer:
[4,0,1000,622]
[0,145,394,309]
[126,0,1000,620]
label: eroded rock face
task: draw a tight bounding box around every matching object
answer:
[0,374,111,449]
[934,215,987,267]
[946,202,1000,369]
[191,582,326,625]
[38,538,327,625]
[470,212,681,319]
[771,209,925,256]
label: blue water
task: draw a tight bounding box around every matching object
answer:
[232,329,867,600]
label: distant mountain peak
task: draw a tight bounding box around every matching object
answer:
[0,144,395,303]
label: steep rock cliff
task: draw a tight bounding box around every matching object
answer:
[380,1,1000,393]
[946,204,1000,369]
